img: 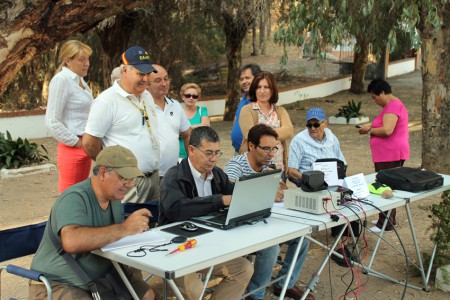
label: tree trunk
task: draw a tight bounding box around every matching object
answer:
[222,21,246,121]
[266,4,271,39]
[350,36,369,94]
[419,1,449,173]
[0,0,150,95]
[259,13,266,55]
[218,1,260,121]
[97,13,138,88]
[251,22,258,56]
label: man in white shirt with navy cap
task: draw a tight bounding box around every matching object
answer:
[84,46,161,203]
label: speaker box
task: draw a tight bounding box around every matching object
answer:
[301,171,327,192]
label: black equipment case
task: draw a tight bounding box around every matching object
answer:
[376,167,443,192]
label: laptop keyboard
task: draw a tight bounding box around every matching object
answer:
[208,214,228,223]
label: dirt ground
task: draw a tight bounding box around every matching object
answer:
[0,69,446,299]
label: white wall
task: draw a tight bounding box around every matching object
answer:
[0,114,51,140]
[387,58,416,78]
[0,60,415,140]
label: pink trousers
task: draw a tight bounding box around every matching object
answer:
[57,142,91,193]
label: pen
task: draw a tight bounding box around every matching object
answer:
[166,239,197,256]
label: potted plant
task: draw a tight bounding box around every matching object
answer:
[0,130,54,179]
[328,100,369,125]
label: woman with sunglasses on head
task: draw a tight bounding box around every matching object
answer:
[179,83,210,158]
[239,71,294,170]
[45,40,93,194]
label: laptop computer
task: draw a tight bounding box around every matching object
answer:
[190,169,282,230]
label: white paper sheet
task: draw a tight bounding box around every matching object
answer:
[312,161,340,186]
[343,173,370,199]
[101,230,167,252]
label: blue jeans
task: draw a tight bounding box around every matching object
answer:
[247,244,280,299]
[275,237,310,289]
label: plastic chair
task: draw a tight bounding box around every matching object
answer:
[0,222,52,299]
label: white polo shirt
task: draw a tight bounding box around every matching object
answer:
[85,81,160,173]
[154,97,191,176]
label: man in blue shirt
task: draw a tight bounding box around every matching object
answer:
[230,64,261,153]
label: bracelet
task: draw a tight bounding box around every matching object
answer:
[368,128,372,135]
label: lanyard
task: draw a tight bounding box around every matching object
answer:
[127,97,152,132]
[127,97,158,150]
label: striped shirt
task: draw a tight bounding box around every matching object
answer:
[224,153,258,180]
[288,128,346,173]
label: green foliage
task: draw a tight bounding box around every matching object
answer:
[274,0,446,66]
[335,100,364,123]
[0,131,48,169]
[427,191,450,265]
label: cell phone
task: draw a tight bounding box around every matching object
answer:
[355,125,362,128]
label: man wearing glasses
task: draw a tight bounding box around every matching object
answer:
[224,124,314,300]
[159,126,253,300]
[30,146,157,299]
[147,64,191,179]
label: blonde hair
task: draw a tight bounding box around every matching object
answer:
[56,40,92,73]
[180,83,201,98]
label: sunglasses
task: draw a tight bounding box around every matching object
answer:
[183,94,199,99]
[306,121,324,128]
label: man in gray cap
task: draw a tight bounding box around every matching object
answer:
[84,46,161,203]
[29,145,156,299]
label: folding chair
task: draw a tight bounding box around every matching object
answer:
[122,200,159,282]
[122,199,159,225]
[0,222,52,299]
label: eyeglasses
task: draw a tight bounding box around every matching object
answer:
[194,146,223,159]
[150,78,171,84]
[183,94,199,99]
[106,168,137,185]
[257,145,279,153]
[306,121,324,128]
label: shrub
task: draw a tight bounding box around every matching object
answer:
[0,131,49,169]
[427,190,450,265]
[335,100,365,123]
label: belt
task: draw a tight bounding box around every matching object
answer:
[143,170,159,177]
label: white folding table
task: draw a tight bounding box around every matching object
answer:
[93,216,312,300]
[272,173,450,298]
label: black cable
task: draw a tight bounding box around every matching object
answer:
[353,198,409,300]
[336,202,365,298]
[271,211,333,298]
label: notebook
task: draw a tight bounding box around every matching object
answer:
[190,169,282,230]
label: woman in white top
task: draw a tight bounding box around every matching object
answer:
[45,40,93,193]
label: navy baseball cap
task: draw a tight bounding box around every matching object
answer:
[306,107,326,122]
[121,46,157,74]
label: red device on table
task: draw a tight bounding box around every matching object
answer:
[166,239,197,255]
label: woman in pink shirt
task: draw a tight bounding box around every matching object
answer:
[359,79,409,232]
